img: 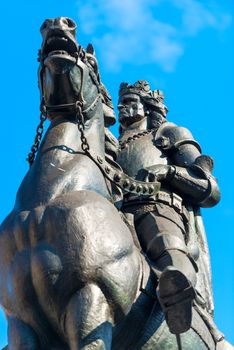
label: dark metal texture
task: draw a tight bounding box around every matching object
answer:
[117,80,231,348]
[27,111,47,166]
[0,18,232,350]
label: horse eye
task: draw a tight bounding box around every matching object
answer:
[118,104,124,110]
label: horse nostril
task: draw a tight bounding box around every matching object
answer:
[66,18,77,31]
[52,17,76,32]
[53,17,67,27]
[60,17,69,26]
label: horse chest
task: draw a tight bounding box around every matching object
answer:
[16,155,111,210]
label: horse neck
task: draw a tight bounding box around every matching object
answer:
[41,104,105,159]
[14,104,111,212]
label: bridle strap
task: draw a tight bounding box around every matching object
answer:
[44,93,101,116]
[28,47,161,197]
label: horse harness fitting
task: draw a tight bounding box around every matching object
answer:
[75,102,161,197]
[26,107,47,167]
[27,47,161,197]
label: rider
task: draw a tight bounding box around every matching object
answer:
[117,80,220,335]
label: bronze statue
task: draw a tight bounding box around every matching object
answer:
[0,17,233,350]
[117,79,220,333]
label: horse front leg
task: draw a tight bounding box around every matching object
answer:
[64,283,113,350]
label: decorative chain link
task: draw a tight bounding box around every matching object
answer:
[25,99,160,197]
[75,102,90,152]
[26,100,90,168]
[27,110,47,167]
[119,129,153,150]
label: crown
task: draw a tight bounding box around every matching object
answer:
[119,80,168,116]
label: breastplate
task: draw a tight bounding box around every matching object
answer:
[117,132,169,178]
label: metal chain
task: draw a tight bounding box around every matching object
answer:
[119,129,153,150]
[75,101,90,152]
[26,99,160,198]
[27,109,47,167]
[26,100,89,168]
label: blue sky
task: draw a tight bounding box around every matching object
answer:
[0,0,233,347]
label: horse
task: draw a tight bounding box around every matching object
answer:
[0,17,232,350]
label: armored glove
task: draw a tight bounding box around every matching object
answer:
[137,164,175,182]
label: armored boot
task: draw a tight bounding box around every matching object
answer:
[157,266,196,334]
[132,202,198,334]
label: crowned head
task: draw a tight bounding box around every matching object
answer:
[118,80,168,130]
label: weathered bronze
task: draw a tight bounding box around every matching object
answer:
[117,80,220,332]
[0,17,233,350]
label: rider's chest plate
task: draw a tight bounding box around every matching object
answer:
[118,133,169,178]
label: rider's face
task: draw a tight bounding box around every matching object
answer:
[118,94,145,128]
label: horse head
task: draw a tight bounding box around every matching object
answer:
[38,17,101,121]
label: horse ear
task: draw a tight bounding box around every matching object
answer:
[86,43,95,56]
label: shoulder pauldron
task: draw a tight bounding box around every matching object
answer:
[154,122,201,153]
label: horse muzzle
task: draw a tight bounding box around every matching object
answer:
[39,17,79,69]
[38,17,82,118]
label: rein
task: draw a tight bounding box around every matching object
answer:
[75,104,161,197]
[27,49,161,197]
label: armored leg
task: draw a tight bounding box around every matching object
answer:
[134,204,196,281]
[133,203,197,334]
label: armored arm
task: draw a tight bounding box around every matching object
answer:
[169,159,220,208]
[154,123,220,208]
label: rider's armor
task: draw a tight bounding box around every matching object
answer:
[117,80,220,335]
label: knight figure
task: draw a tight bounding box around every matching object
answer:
[117,80,221,335]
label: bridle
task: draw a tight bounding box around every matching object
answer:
[26,47,161,198]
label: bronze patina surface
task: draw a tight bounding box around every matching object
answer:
[0,17,233,350]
